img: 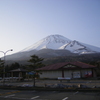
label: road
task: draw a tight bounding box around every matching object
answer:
[0,89,100,100]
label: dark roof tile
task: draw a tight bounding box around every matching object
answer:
[10,68,27,72]
[37,61,96,71]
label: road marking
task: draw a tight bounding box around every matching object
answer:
[6,92,13,95]
[0,91,20,96]
[11,91,20,93]
[62,97,68,100]
[73,91,79,95]
[31,96,40,99]
[4,94,15,98]
[0,91,21,96]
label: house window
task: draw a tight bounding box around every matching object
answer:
[73,71,81,78]
[85,70,92,77]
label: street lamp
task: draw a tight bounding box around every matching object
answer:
[0,49,13,86]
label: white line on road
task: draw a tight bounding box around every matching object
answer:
[4,94,15,98]
[73,91,79,95]
[62,97,68,100]
[31,96,40,99]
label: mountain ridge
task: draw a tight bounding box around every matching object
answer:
[21,34,100,54]
[3,34,100,65]
[21,34,71,51]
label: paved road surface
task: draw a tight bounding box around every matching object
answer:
[0,89,100,100]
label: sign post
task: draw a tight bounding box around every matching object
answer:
[27,71,36,87]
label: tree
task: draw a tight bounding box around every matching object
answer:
[27,55,44,87]
[9,62,21,70]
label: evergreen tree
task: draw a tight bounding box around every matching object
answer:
[27,55,44,87]
[10,62,20,70]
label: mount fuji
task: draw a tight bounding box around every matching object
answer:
[21,34,100,54]
[22,35,71,51]
[5,34,100,64]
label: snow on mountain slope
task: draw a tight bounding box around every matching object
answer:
[59,40,100,54]
[22,34,71,51]
[21,34,100,54]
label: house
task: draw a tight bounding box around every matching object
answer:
[9,68,27,80]
[37,61,97,79]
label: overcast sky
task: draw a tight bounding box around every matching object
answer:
[0,0,100,57]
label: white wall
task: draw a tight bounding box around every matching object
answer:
[64,70,72,78]
[39,69,96,79]
[40,70,62,78]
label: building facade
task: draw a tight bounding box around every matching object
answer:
[37,62,97,79]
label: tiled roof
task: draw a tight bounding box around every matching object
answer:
[10,68,27,72]
[37,61,96,71]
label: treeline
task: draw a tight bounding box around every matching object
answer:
[43,53,100,66]
[0,53,100,77]
[43,53,100,76]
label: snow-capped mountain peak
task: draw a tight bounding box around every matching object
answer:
[59,40,100,54]
[22,34,71,52]
[21,34,100,54]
